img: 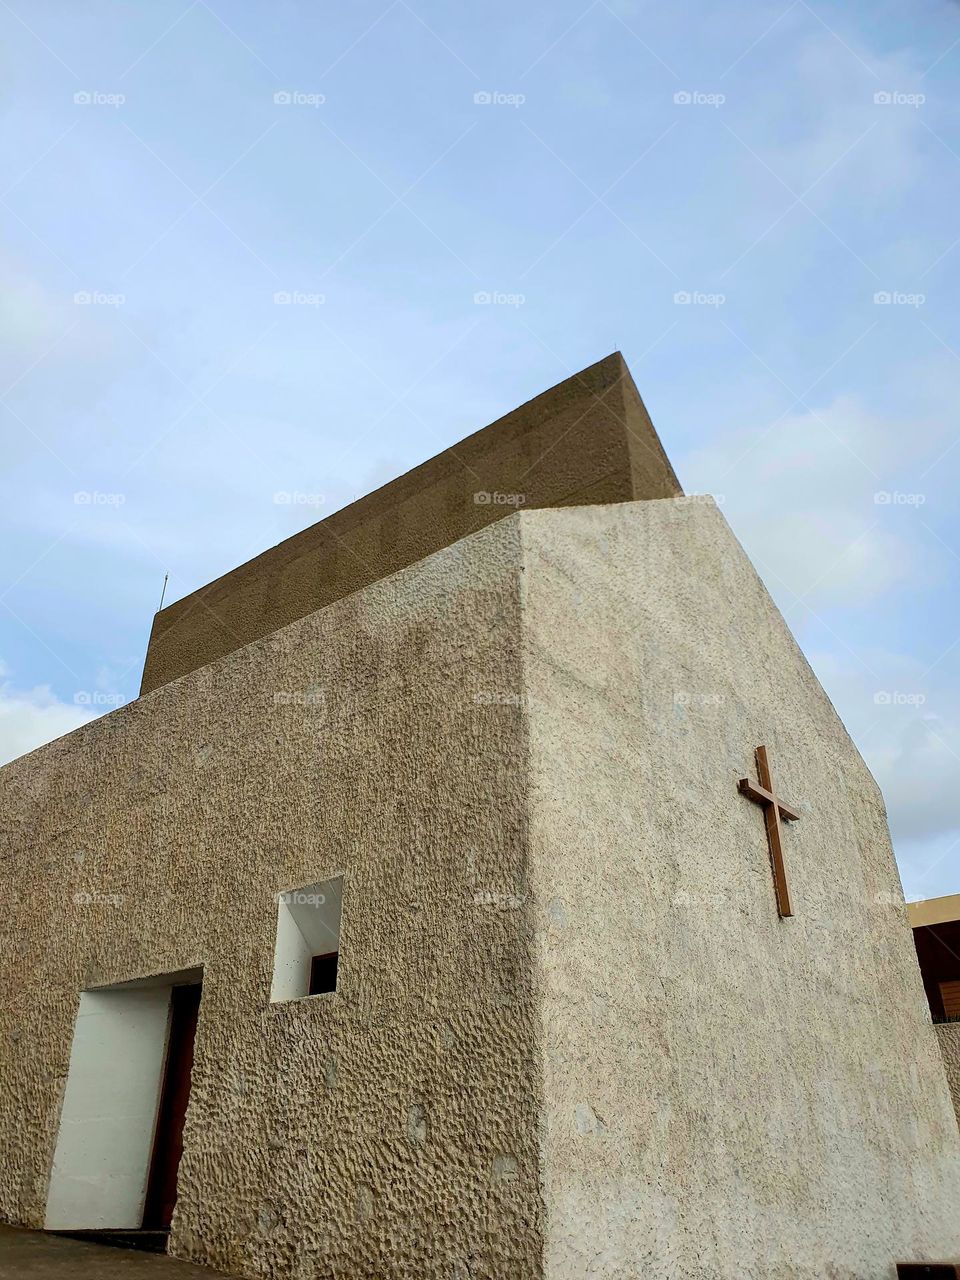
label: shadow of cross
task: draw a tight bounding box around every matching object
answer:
[738,745,800,919]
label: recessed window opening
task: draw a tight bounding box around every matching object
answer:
[309,952,338,995]
[270,876,343,1003]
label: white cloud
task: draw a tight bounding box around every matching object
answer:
[897,830,960,904]
[0,666,97,768]
[866,714,960,845]
[679,394,939,610]
[807,646,960,895]
[772,34,929,201]
[0,269,67,350]
[0,256,119,377]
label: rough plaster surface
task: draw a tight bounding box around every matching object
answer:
[139,352,680,695]
[0,518,544,1280]
[937,1024,960,1128]
[520,500,960,1279]
[2,499,959,1279]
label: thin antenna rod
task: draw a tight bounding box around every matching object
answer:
[157,572,169,612]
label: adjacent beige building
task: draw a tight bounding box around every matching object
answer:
[909,894,960,1128]
[1,357,959,1278]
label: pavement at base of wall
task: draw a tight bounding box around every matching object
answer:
[0,1225,235,1279]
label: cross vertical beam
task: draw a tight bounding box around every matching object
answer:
[738,745,800,919]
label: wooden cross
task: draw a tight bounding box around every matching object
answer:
[738,745,800,918]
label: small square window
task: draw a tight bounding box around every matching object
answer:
[270,877,343,1003]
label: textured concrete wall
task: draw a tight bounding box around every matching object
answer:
[519,499,960,1279]
[0,518,545,1280]
[140,352,680,696]
[3,500,959,1280]
[937,1023,960,1129]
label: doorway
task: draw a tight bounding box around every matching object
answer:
[142,982,201,1229]
[45,971,202,1242]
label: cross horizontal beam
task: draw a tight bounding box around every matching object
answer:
[737,778,800,822]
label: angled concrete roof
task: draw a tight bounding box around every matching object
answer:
[140,352,681,694]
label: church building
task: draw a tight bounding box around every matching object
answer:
[1,353,958,1278]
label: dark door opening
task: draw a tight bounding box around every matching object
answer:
[142,983,201,1230]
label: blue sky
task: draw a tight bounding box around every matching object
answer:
[2,0,959,899]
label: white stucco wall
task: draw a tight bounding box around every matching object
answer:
[270,897,313,1003]
[520,499,960,1279]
